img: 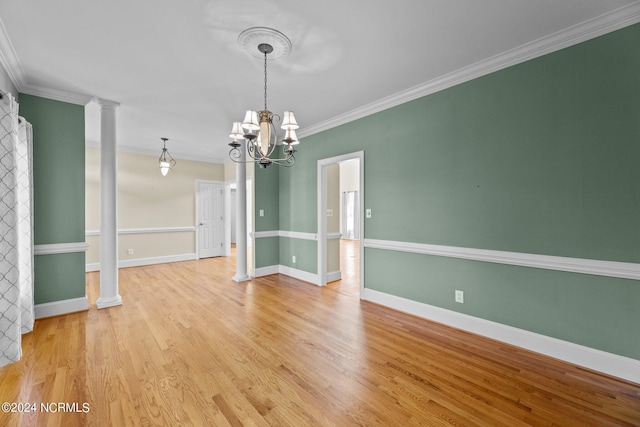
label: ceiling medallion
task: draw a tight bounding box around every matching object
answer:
[237,27,292,60]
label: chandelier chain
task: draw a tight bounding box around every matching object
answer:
[264,49,268,111]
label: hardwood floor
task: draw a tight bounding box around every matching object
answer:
[1,244,639,426]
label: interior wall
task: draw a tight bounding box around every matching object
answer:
[339,159,359,193]
[19,94,86,304]
[224,161,236,181]
[254,163,279,269]
[85,147,224,266]
[276,23,640,360]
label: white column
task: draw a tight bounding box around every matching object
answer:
[233,141,250,282]
[96,99,123,308]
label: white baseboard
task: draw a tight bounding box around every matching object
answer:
[361,288,640,384]
[86,253,197,272]
[280,265,319,284]
[35,296,88,319]
[252,265,279,277]
[327,270,342,282]
[253,264,320,285]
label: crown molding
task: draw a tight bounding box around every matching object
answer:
[20,84,93,106]
[298,2,640,139]
[1,16,93,105]
[0,15,27,90]
[94,97,120,108]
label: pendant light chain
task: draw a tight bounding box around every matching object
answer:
[263,49,268,111]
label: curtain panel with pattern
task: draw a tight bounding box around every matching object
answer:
[0,90,34,368]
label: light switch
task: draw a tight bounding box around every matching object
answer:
[327,209,333,217]
[366,209,372,218]
[259,209,264,217]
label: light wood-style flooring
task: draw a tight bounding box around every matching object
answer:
[1,241,639,426]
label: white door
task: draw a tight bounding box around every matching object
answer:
[197,181,224,258]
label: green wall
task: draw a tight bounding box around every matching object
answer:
[18,94,86,304]
[272,24,640,359]
[254,163,280,233]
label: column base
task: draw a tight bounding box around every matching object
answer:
[96,295,123,309]
[232,274,251,283]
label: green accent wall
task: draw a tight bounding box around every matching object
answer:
[32,253,86,304]
[279,237,317,273]
[253,163,280,269]
[254,163,279,232]
[19,94,86,304]
[255,237,279,269]
[366,248,639,358]
[275,24,640,359]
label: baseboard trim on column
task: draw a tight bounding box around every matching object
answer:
[232,274,251,282]
[96,295,123,309]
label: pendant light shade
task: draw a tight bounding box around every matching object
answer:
[229,122,245,140]
[242,110,260,131]
[158,137,176,176]
[281,111,299,130]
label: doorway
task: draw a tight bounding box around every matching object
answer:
[317,151,364,292]
[196,180,224,259]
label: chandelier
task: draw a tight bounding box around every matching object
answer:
[229,28,300,168]
[158,137,175,176]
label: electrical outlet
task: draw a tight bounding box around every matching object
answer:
[327,208,333,217]
[366,208,372,218]
[292,255,296,264]
[455,290,464,304]
[127,248,134,255]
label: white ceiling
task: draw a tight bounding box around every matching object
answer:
[1,0,638,162]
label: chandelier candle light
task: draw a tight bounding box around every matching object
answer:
[158,137,176,176]
[229,28,300,168]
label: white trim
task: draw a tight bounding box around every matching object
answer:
[327,232,343,240]
[20,84,93,105]
[0,15,27,90]
[252,264,320,285]
[86,253,197,272]
[361,288,640,384]
[252,265,279,277]
[364,238,640,281]
[280,230,317,241]
[96,295,122,309]
[34,242,89,255]
[327,270,342,282]
[85,226,196,236]
[252,230,280,238]
[85,263,100,272]
[278,265,319,284]
[298,3,640,139]
[253,230,318,240]
[34,297,88,319]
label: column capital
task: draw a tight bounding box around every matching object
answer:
[95,98,120,109]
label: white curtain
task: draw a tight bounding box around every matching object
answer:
[0,90,34,368]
